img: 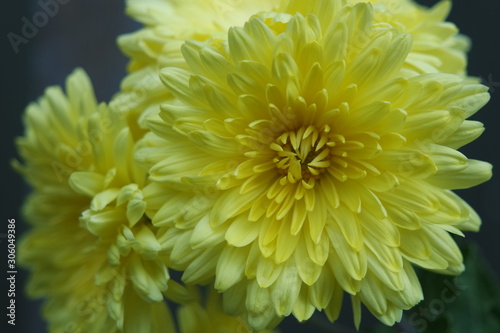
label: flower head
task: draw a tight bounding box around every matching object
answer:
[16,69,177,332]
[113,0,281,139]
[115,0,470,138]
[138,2,491,329]
[349,0,471,76]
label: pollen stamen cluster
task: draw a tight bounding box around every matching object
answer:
[271,125,337,183]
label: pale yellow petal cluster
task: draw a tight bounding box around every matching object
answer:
[347,0,470,75]
[114,0,471,139]
[16,69,175,333]
[113,0,281,138]
[177,287,279,333]
[136,2,491,330]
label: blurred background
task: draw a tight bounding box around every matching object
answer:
[1,0,499,332]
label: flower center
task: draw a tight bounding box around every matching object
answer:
[271,125,334,183]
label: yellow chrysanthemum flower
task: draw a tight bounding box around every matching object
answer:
[15,69,178,332]
[137,2,492,330]
[120,0,282,71]
[113,0,281,139]
[177,287,279,333]
[120,0,467,75]
[348,0,470,76]
[114,0,471,138]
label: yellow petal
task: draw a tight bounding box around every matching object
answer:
[69,171,105,197]
[215,246,247,291]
